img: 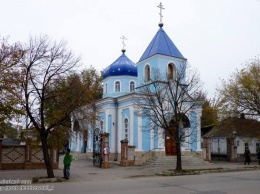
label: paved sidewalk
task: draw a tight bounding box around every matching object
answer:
[1,156,260,183]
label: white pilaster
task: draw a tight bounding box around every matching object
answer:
[196,108,202,151]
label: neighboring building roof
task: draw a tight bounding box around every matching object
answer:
[2,138,20,145]
[203,117,260,138]
[103,50,137,79]
[201,125,215,137]
[138,26,186,62]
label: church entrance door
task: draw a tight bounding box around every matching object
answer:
[165,129,177,155]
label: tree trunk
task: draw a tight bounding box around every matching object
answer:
[175,141,182,172]
[83,130,88,153]
[41,135,55,178]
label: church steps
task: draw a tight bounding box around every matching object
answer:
[145,156,209,167]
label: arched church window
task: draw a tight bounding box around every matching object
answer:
[73,119,80,131]
[105,83,108,93]
[144,65,150,82]
[115,81,120,92]
[130,81,135,92]
[167,63,176,79]
[124,118,129,139]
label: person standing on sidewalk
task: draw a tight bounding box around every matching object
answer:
[244,149,251,165]
[257,150,260,165]
[63,148,73,180]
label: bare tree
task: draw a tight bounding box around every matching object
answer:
[0,37,24,73]
[18,35,81,178]
[135,63,203,172]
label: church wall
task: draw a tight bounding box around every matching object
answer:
[108,115,112,150]
[85,102,202,157]
[88,128,93,153]
[189,111,198,151]
[117,100,133,108]
[134,111,138,149]
[142,111,150,151]
[158,128,165,150]
[137,55,187,87]
[115,100,166,153]
[137,110,142,151]
[117,106,123,154]
[98,112,106,131]
[128,106,135,146]
[121,108,130,141]
[150,126,154,151]
[103,76,137,98]
[93,98,140,155]
[105,108,116,153]
[196,108,202,151]
[121,78,136,93]
[85,107,115,154]
[137,57,159,86]
[100,102,116,109]
[86,87,201,157]
[117,102,137,151]
[69,131,84,152]
[153,125,159,149]
[163,57,187,84]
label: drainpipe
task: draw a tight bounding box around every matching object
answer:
[114,98,118,161]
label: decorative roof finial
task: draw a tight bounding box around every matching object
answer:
[120,35,127,53]
[157,2,165,27]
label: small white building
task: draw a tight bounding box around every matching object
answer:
[203,116,260,162]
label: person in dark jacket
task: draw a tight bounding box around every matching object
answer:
[244,149,251,165]
[257,150,260,165]
[63,148,73,179]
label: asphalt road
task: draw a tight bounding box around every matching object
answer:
[2,170,260,194]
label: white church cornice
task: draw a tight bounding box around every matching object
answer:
[102,75,138,82]
[136,54,187,66]
[97,92,139,106]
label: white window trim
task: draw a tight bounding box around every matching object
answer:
[167,62,177,80]
[129,80,136,92]
[100,120,104,132]
[124,117,129,140]
[114,80,121,92]
[143,64,151,82]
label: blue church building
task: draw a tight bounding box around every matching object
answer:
[69,14,202,162]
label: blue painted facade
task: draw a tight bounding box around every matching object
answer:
[108,115,112,148]
[70,24,202,157]
[137,54,187,86]
[133,112,138,148]
[142,109,150,151]
[190,111,198,151]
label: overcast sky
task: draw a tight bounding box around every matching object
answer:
[1,0,260,98]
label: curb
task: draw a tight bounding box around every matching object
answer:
[156,166,260,176]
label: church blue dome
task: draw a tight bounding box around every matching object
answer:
[103,50,137,79]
